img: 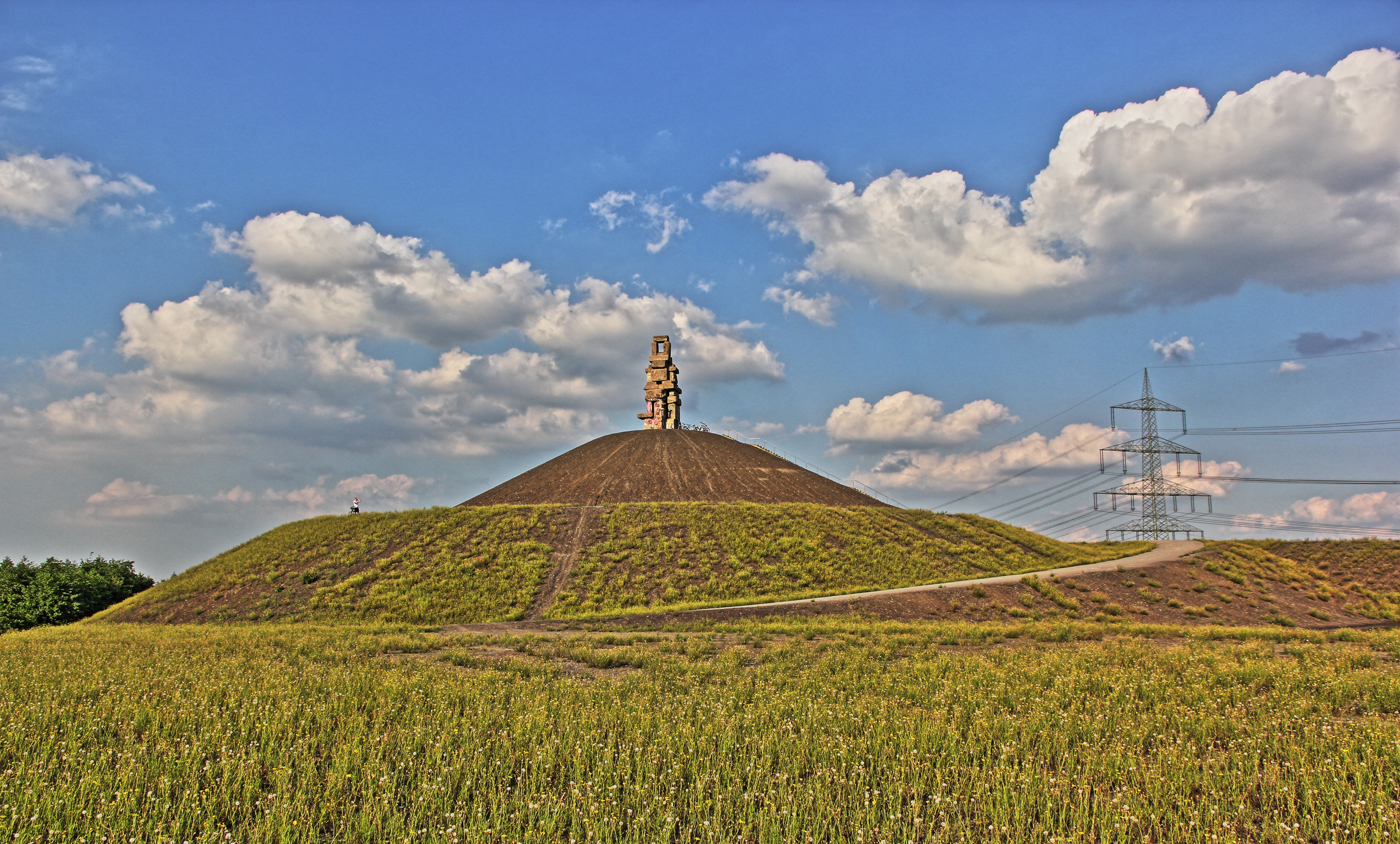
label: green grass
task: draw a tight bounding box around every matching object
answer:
[91,506,564,625]
[90,504,1150,626]
[548,504,1148,617]
[1195,540,1400,621]
[2,621,1397,842]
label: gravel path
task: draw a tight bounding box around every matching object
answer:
[694,540,1203,612]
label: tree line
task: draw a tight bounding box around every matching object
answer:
[0,556,154,632]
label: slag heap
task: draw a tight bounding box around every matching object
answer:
[637,335,681,429]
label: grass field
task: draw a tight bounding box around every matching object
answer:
[1191,540,1400,622]
[91,505,1149,626]
[3,619,1396,842]
[550,506,1148,617]
[90,506,566,626]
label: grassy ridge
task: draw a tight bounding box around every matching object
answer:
[1201,539,1400,621]
[2,621,1397,842]
[92,504,1148,626]
[92,506,563,625]
[550,504,1148,616]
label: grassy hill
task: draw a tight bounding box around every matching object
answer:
[1198,538,1400,621]
[91,506,567,625]
[92,504,1149,626]
[548,505,1146,617]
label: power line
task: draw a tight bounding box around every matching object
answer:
[1148,345,1400,370]
[1096,371,1208,541]
[1109,418,1400,435]
[1194,511,1400,539]
[917,370,1141,497]
[995,474,1112,522]
[1029,507,1104,534]
[933,431,1111,510]
[1187,418,1400,435]
[1050,511,1128,541]
[979,469,1102,517]
[1199,476,1400,485]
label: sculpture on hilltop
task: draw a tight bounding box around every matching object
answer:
[638,335,681,429]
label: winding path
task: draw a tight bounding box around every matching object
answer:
[689,540,1203,612]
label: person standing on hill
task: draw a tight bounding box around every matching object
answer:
[350,497,360,514]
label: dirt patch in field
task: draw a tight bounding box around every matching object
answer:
[461,430,887,507]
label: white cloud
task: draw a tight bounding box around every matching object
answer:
[1278,360,1306,373]
[721,417,786,437]
[83,473,429,521]
[639,196,690,252]
[20,211,779,460]
[103,202,173,229]
[1151,335,1196,363]
[0,153,156,226]
[85,479,197,519]
[762,286,842,326]
[852,423,1122,491]
[1,55,58,112]
[38,340,105,386]
[205,212,558,348]
[589,191,635,230]
[526,277,783,383]
[1284,491,1400,527]
[588,190,690,252]
[824,392,1015,452]
[1181,460,1248,497]
[707,49,1400,322]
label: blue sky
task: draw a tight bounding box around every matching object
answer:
[2,0,1398,578]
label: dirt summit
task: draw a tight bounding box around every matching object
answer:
[461,430,888,507]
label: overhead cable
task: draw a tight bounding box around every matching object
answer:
[1147,345,1400,370]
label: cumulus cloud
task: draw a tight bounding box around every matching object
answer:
[707,49,1400,322]
[1291,330,1386,355]
[1151,335,1196,363]
[1179,460,1248,497]
[38,339,106,386]
[762,286,842,326]
[18,211,779,459]
[824,392,1015,453]
[1285,491,1400,527]
[0,153,156,226]
[83,473,428,521]
[852,423,1121,491]
[1278,360,1306,374]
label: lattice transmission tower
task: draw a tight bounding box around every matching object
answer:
[1094,370,1212,541]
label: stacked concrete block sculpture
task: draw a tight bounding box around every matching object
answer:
[637,335,681,429]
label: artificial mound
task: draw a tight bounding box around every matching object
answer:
[90,504,1146,625]
[461,430,887,507]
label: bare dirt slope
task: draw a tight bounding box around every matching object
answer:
[462,430,887,507]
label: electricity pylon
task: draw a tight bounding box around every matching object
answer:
[1094,370,1211,541]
